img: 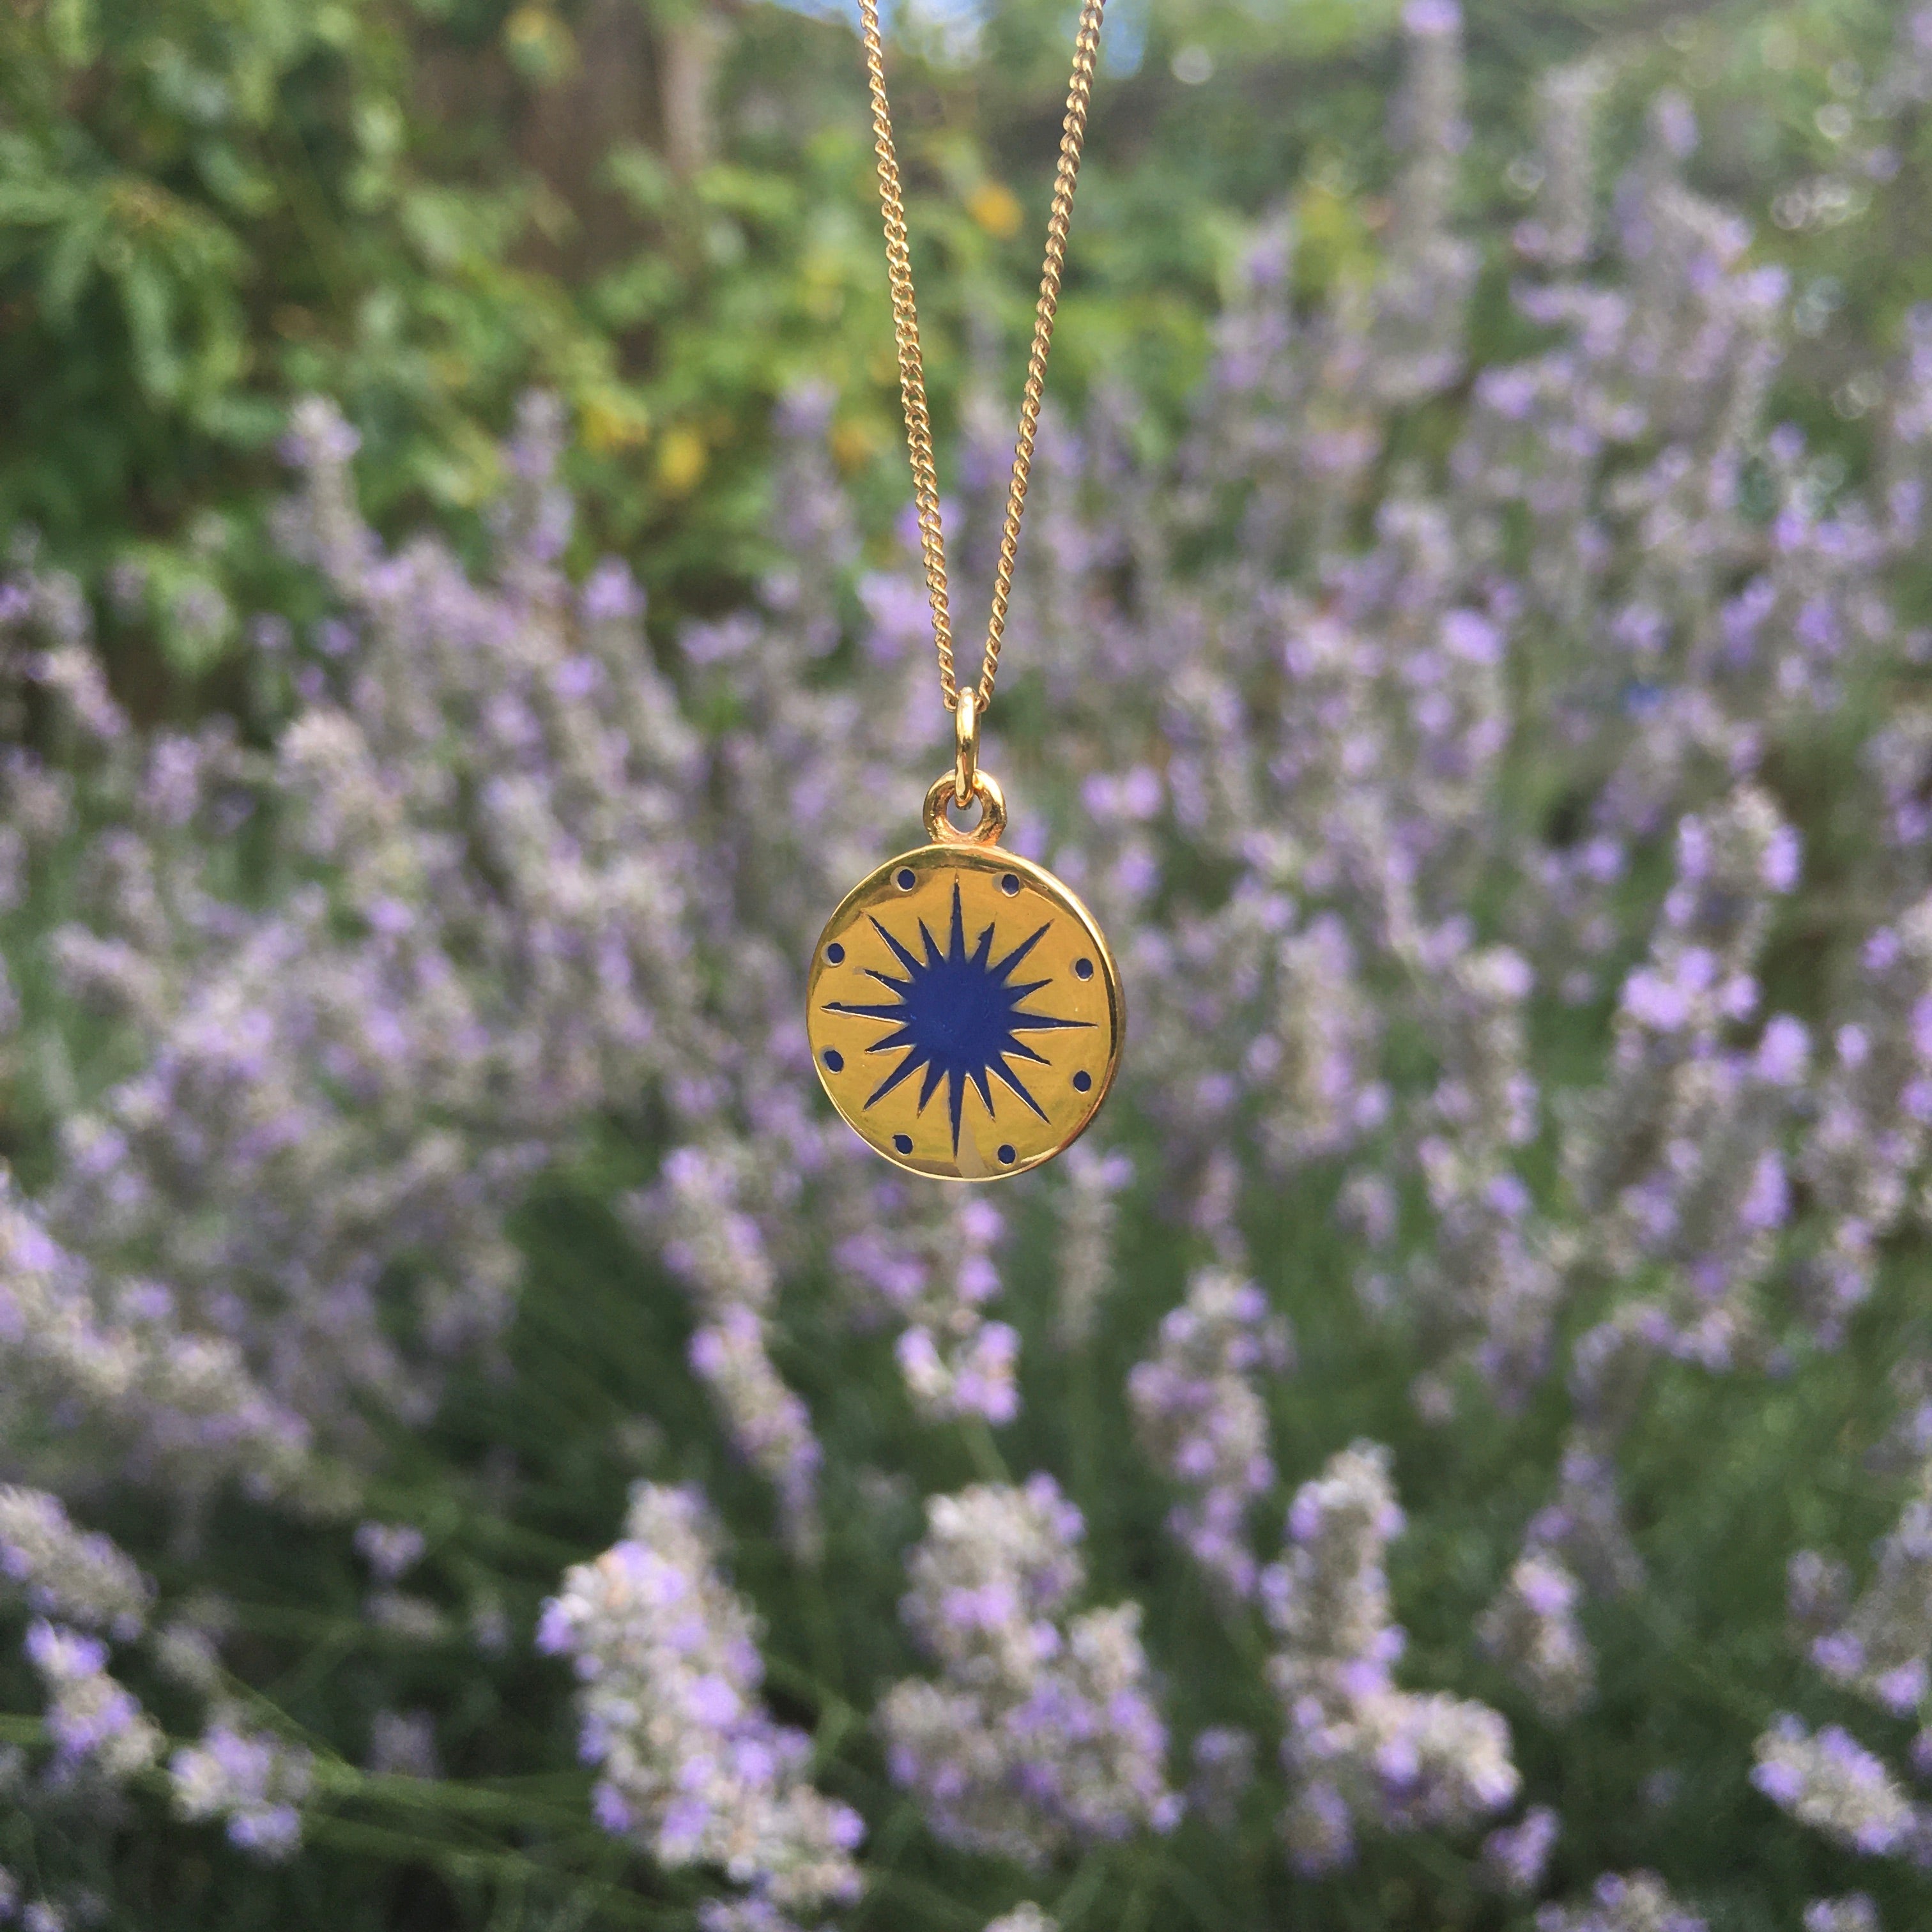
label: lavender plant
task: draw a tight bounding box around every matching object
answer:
[2,5,1932,1931]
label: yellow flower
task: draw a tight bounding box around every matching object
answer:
[967,181,1023,240]
[581,394,650,455]
[656,427,708,497]
[504,5,577,82]
[831,418,880,473]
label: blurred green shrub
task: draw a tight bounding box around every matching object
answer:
[8,0,1917,703]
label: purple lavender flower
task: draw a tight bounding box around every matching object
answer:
[1753,1717,1919,1855]
[1803,1898,1880,1932]
[1263,1445,1518,1869]
[1483,1805,1560,1893]
[0,1490,150,1637]
[1128,1268,1291,1598]
[1478,1556,1594,1721]
[537,1484,862,1913]
[879,1478,1179,1863]
[170,1722,314,1861]
[1535,1869,1706,1932]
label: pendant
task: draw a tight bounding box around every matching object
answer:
[808,706,1123,1181]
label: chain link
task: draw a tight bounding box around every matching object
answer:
[857,0,1107,716]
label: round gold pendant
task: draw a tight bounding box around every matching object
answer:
[808,778,1123,1181]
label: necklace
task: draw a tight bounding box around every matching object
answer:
[806,0,1123,1182]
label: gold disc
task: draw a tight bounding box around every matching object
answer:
[807,843,1124,1181]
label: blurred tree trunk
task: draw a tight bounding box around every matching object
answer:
[516,0,658,269]
[415,0,727,275]
[659,4,723,175]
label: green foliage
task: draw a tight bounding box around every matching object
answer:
[4,0,1920,686]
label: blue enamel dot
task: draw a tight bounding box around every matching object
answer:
[822,1048,844,1072]
[896,868,916,890]
[997,1144,1016,1165]
[826,942,845,964]
[1073,1070,1092,1093]
[1000,873,1020,896]
[1074,958,1094,980]
[893,1133,914,1154]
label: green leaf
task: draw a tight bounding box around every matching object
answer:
[37,210,102,321]
[194,140,277,217]
[117,254,182,401]
[46,0,96,68]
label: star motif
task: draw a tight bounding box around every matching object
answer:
[825,880,1091,1155]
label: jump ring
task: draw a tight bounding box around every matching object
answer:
[924,769,1006,847]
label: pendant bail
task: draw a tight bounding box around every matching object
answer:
[953,687,979,808]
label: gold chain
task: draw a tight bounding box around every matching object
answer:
[857,0,1107,717]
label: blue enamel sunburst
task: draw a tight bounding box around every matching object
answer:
[807,844,1124,1181]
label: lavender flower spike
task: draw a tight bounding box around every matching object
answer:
[1752,1717,1920,1857]
[170,1721,315,1860]
[879,1476,1179,1864]
[1478,1554,1595,1721]
[638,1150,823,1556]
[0,1489,150,1638]
[1262,1443,1519,1872]
[537,1483,862,1915]
[1803,1899,1881,1932]
[1535,1870,1707,1932]
[1483,1805,1560,1894]
[985,1909,1057,1932]
[24,1620,161,1784]
[1053,1144,1133,1347]
[1128,1267,1291,1598]
[1798,1469,1932,1718]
